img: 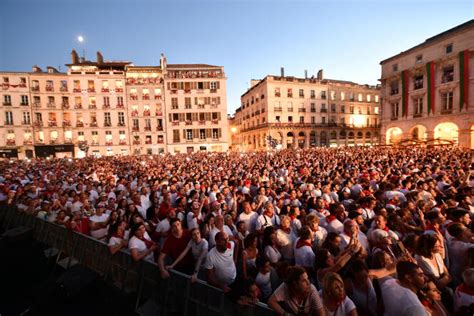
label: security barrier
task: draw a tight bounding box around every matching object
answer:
[0,206,275,316]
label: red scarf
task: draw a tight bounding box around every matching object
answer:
[458,283,474,296]
[326,215,337,224]
[382,226,389,232]
[139,236,155,249]
[296,239,312,249]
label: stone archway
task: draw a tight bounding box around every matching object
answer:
[434,122,459,144]
[409,124,427,142]
[386,127,403,145]
[298,132,306,148]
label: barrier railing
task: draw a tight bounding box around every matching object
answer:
[0,206,275,316]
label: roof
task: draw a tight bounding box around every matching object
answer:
[65,61,132,67]
[167,63,221,69]
[380,19,474,65]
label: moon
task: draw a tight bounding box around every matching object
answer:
[77,35,84,43]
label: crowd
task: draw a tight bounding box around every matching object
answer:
[1,146,474,316]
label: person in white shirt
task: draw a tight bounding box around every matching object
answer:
[294,226,315,271]
[237,201,258,234]
[205,232,236,292]
[128,222,157,262]
[381,261,429,316]
[320,272,357,316]
[89,205,109,240]
[209,215,234,248]
[276,215,297,263]
[256,202,281,234]
[447,223,474,285]
[339,219,369,253]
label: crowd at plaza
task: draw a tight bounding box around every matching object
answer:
[1,146,474,315]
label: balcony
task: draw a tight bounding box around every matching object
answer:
[47,103,56,108]
[321,108,327,113]
[119,140,127,145]
[287,94,293,98]
[132,126,140,132]
[184,90,191,94]
[63,120,71,127]
[413,113,423,118]
[274,92,281,97]
[321,95,327,100]
[156,126,163,131]
[21,120,30,125]
[197,104,205,109]
[90,122,98,127]
[131,111,139,117]
[6,139,15,146]
[155,111,162,116]
[50,139,58,145]
[2,102,11,106]
[20,102,29,106]
[310,108,316,113]
[441,108,453,115]
[390,89,399,96]
[210,89,217,93]
[73,88,81,93]
[48,120,57,127]
[172,121,179,126]
[76,122,84,127]
[91,141,99,146]
[31,86,40,92]
[60,86,68,92]
[115,88,123,93]
[45,86,54,92]
[390,117,398,121]
[62,103,70,109]
[298,108,306,112]
[143,95,150,100]
[143,110,151,116]
[65,138,73,144]
[103,104,111,109]
[74,104,83,109]
[154,95,162,100]
[33,102,41,108]
[170,89,178,94]
[211,119,219,124]
[287,107,294,112]
[274,107,282,112]
[144,126,151,131]
[88,104,97,109]
[310,95,316,99]
[105,141,113,146]
[145,140,152,144]
[210,103,218,109]
[23,140,33,145]
[157,139,164,144]
[116,104,125,109]
[133,140,140,145]
[19,83,27,88]
[4,121,13,126]
[34,121,43,127]
[101,88,109,93]
[104,122,112,127]
[87,88,95,93]
[199,120,205,125]
[185,120,192,126]
[118,122,126,127]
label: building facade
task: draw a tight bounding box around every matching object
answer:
[0,51,229,158]
[231,71,380,152]
[380,20,474,148]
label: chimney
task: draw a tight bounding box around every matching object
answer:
[96,51,104,64]
[280,67,285,77]
[317,69,323,80]
[304,70,308,79]
[71,49,79,64]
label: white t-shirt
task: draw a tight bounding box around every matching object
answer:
[256,214,280,231]
[237,211,258,233]
[264,245,282,264]
[381,277,429,316]
[272,283,323,315]
[255,271,272,300]
[276,228,297,260]
[319,291,356,316]
[209,226,233,248]
[187,211,203,230]
[204,241,236,286]
[294,238,315,267]
[128,232,154,262]
[415,253,446,279]
[89,213,109,240]
[312,227,328,249]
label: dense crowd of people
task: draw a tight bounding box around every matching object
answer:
[1,146,474,315]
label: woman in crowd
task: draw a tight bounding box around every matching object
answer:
[128,222,157,262]
[320,272,357,316]
[267,265,325,316]
[241,233,259,280]
[262,226,282,265]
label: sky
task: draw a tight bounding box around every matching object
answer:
[0,0,472,115]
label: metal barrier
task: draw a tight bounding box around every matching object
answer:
[2,207,275,316]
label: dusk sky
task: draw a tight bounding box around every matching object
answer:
[0,0,472,115]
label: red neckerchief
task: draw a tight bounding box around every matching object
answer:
[282,227,291,234]
[193,212,202,224]
[226,242,232,249]
[421,300,432,309]
[458,283,474,296]
[289,215,296,221]
[326,215,337,223]
[139,236,155,249]
[296,239,312,249]
[425,223,438,232]
[382,226,390,232]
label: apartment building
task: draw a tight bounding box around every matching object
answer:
[231,70,380,151]
[380,20,474,148]
[0,51,229,158]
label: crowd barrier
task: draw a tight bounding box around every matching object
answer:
[0,205,275,316]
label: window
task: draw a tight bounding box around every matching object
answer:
[310,90,315,98]
[331,104,336,112]
[5,111,13,125]
[21,95,28,105]
[367,94,371,102]
[321,104,327,112]
[118,112,125,126]
[446,44,453,54]
[275,88,281,97]
[199,129,206,140]
[416,54,423,63]
[330,91,336,100]
[442,92,453,112]
[413,97,423,116]
[212,128,219,139]
[102,112,110,127]
[391,102,399,118]
[374,107,379,114]
[186,129,193,140]
[311,116,315,123]
[299,116,304,123]
[288,116,293,122]
[358,93,363,102]
[299,89,304,97]
[73,80,80,91]
[23,112,30,124]
[442,66,454,83]
[375,95,379,103]
[60,80,68,92]
[340,117,345,124]
[310,103,316,112]
[3,77,8,83]
[287,89,293,98]
[413,74,423,90]
[276,116,280,122]
[171,98,178,109]
[103,96,110,107]
[287,102,293,112]
[88,80,95,92]
[390,81,399,95]
[102,80,109,91]
[185,97,192,109]
[46,80,54,91]
[321,116,326,124]
[321,91,326,99]
[210,82,218,90]
[340,105,345,113]
[117,96,124,106]
[173,130,180,143]
[3,95,11,105]
[349,106,354,114]
[392,64,398,72]
[340,92,345,101]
